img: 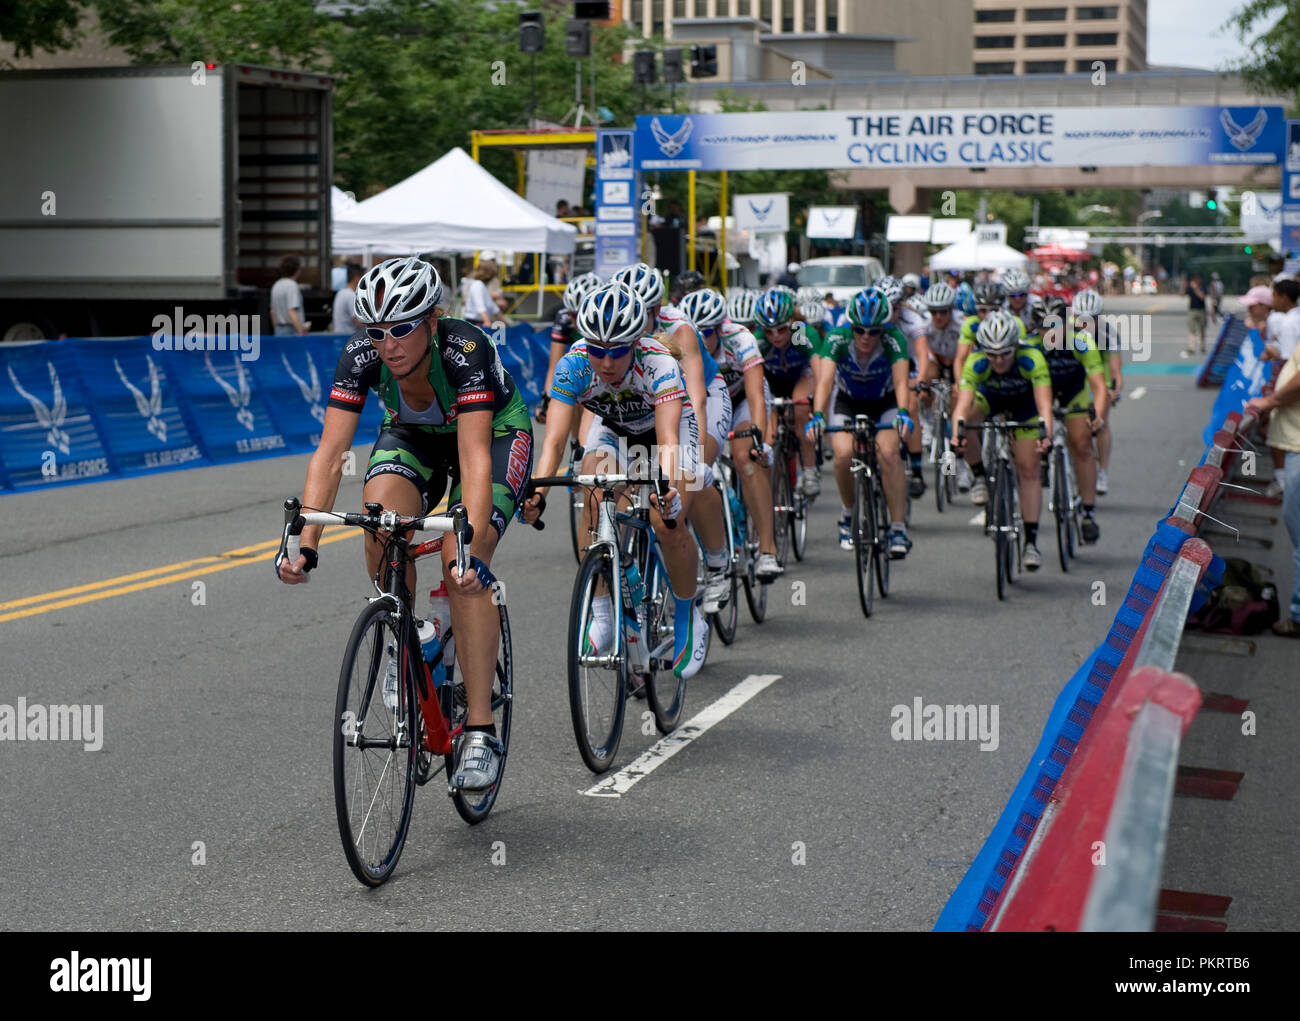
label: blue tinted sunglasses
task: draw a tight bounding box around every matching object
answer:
[852,325,884,337]
[1008,291,1028,299]
[366,319,424,342]
[588,343,632,360]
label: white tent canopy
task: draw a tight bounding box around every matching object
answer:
[929,233,1028,272]
[333,147,577,255]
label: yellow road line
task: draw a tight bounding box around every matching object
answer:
[0,528,358,624]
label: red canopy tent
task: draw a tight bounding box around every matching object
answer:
[1027,243,1090,262]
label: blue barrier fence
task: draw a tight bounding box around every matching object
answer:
[0,324,553,494]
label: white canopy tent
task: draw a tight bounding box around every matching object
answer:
[333,147,577,257]
[929,233,1028,273]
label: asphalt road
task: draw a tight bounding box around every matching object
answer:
[1,296,1290,930]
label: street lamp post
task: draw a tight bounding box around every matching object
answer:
[1137,210,1163,291]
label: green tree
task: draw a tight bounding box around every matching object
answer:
[1227,0,1300,110]
[0,0,85,64]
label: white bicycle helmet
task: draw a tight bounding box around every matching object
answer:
[976,310,1022,354]
[679,288,728,329]
[877,276,904,305]
[901,273,922,291]
[576,284,646,345]
[563,272,602,313]
[1001,269,1031,295]
[905,294,931,318]
[726,289,759,324]
[800,299,825,323]
[612,262,665,306]
[1071,288,1104,317]
[354,256,445,324]
[923,282,956,310]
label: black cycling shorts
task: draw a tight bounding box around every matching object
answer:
[365,421,534,538]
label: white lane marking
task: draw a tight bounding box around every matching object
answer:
[968,511,985,526]
[1130,386,1147,401]
[582,674,781,798]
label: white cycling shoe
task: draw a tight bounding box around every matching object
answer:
[755,552,784,582]
[970,478,989,506]
[701,568,731,614]
[452,731,503,791]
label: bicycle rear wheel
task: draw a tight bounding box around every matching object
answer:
[333,600,416,887]
[933,426,946,514]
[873,470,891,598]
[448,597,513,824]
[1052,449,1070,573]
[854,467,876,618]
[711,561,739,645]
[568,547,627,773]
[644,547,688,732]
[739,482,767,624]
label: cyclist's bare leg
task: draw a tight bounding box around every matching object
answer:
[794,374,816,468]
[362,473,422,595]
[962,406,987,468]
[656,469,700,600]
[831,430,856,510]
[732,426,776,554]
[876,428,907,523]
[1067,414,1097,502]
[688,431,727,552]
[1013,438,1043,524]
[442,526,500,726]
[1095,419,1112,471]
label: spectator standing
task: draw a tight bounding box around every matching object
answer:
[462,260,496,329]
[332,262,363,334]
[1181,272,1207,358]
[1209,272,1224,323]
[1245,283,1300,637]
[777,262,800,288]
[270,254,308,336]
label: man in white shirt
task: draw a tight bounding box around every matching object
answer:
[332,263,362,334]
[270,254,308,335]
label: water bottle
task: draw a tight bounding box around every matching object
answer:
[625,559,645,609]
[417,617,445,690]
[429,581,454,674]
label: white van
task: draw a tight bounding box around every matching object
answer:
[795,257,885,303]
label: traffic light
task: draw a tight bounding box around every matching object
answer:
[663,48,684,83]
[633,50,657,84]
[565,18,590,57]
[690,44,718,78]
[518,11,544,53]
[1206,189,1218,211]
[1245,245,1253,255]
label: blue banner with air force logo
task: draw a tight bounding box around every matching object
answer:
[635,106,1285,171]
[0,331,547,493]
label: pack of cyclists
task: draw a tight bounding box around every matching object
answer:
[279,253,1125,789]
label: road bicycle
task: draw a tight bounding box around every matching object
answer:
[279,498,512,887]
[1046,404,1092,573]
[769,396,811,565]
[565,436,584,564]
[528,470,687,773]
[825,416,893,618]
[956,417,1045,600]
[724,426,771,628]
[914,379,958,513]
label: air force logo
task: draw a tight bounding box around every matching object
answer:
[1220,108,1268,151]
[748,198,774,222]
[651,117,693,158]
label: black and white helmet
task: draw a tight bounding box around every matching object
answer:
[612,262,665,306]
[1071,288,1104,317]
[576,284,647,345]
[679,288,728,329]
[354,256,445,324]
[877,276,904,305]
[976,310,1022,354]
[563,272,602,313]
[905,294,931,318]
[1001,269,1031,295]
[924,282,956,310]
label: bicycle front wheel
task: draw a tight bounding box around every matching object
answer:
[854,468,876,618]
[1052,449,1070,573]
[994,464,1011,601]
[568,547,627,773]
[739,483,768,624]
[333,599,416,888]
[449,597,513,824]
[771,451,793,567]
[874,472,891,598]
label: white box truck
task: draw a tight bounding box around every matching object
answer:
[0,63,333,340]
